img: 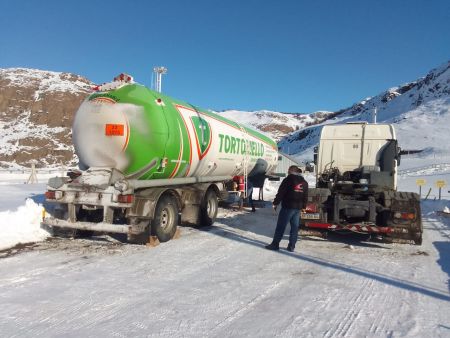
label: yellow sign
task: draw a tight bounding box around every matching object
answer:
[416,179,426,186]
[435,180,447,188]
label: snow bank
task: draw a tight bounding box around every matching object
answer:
[0,199,49,250]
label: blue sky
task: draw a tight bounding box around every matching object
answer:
[1,0,449,113]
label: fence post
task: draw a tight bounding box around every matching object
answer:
[27,161,38,184]
[424,188,432,200]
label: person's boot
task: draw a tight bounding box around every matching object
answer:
[286,244,295,252]
[251,207,256,212]
[265,242,279,251]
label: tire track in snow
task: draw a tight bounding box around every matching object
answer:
[209,280,286,336]
[323,278,376,338]
[368,289,391,336]
[276,283,340,337]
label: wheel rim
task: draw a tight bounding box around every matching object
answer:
[160,207,175,231]
[207,196,217,218]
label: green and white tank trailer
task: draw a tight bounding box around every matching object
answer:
[42,74,278,243]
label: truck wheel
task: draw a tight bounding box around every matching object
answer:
[413,232,423,245]
[411,196,423,245]
[200,189,218,226]
[151,194,179,242]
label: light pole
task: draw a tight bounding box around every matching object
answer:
[153,66,167,93]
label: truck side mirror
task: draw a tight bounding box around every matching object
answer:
[313,146,318,165]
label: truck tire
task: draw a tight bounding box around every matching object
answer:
[200,189,218,226]
[413,232,423,245]
[385,191,423,245]
[412,197,423,245]
[151,194,179,242]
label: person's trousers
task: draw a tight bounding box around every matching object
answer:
[272,207,300,248]
[248,187,255,209]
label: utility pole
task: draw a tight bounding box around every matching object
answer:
[153,66,168,93]
[372,107,377,124]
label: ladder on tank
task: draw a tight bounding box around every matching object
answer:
[238,124,250,198]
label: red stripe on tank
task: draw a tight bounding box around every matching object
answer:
[169,122,184,178]
[174,106,193,177]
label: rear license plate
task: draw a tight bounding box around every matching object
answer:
[301,212,320,220]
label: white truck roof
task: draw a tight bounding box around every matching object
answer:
[317,123,397,178]
[320,123,396,140]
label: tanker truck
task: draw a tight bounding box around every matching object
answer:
[41,74,278,244]
[300,122,423,245]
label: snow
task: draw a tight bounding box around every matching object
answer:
[0,172,61,250]
[0,166,449,337]
[0,62,449,336]
[0,198,48,251]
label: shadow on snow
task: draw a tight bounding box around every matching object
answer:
[209,205,450,302]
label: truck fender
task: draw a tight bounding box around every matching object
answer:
[129,188,181,221]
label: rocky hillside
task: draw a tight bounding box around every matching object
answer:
[0,68,92,168]
[278,61,450,161]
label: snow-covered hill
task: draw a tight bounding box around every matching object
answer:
[0,68,92,169]
[216,109,336,141]
[278,61,450,163]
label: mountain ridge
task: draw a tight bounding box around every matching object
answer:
[278,60,450,162]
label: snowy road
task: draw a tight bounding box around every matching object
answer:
[1,201,450,337]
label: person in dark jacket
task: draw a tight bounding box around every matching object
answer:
[265,165,308,252]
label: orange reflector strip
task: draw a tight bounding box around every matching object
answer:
[105,124,124,136]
